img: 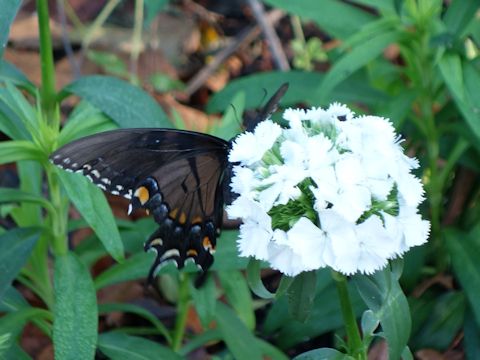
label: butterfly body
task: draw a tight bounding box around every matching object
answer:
[50,84,288,281]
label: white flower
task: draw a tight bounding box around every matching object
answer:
[267,217,327,276]
[229,120,282,165]
[227,103,430,277]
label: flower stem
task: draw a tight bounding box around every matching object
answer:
[332,271,366,360]
[172,273,191,352]
[37,0,58,125]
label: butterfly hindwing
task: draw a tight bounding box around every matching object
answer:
[51,129,229,278]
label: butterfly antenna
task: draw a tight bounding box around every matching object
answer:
[229,103,243,130]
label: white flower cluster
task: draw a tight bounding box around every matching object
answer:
[227,103,430,277]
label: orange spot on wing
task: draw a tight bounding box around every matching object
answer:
[170,208,187,224]
[135,186,150,205]
[187,249,198,257]
[191,216,203,224]
[203,236,215,253]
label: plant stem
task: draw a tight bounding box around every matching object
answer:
[332,271,366,360]
[37,0,58,125]
[172,273,191,352]
[45,165,68,256]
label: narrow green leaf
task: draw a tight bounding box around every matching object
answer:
[53,252,98,360]
[59,101,116,146]
[320,30,401,102]
[0,227,40,298]
[207,71,387,113]
[246,259,274,299]
[211,230,248,270]
[438,53,465,101]
[0,83,39,138]
[94,252,153,289]
[189,274,217,328]
[215,302,262,360]
[443,0,479,37]
[0,286,29,312]
[287,271,317,322]
[0,140,42,165]
[353,266,410,360]
[0,60,36,94]
[209,90,244,140]
[348,0,397,14]
[0,99,30,140]
[0,0,21,58]
[293,348,352,360]
[445,227,480,324]
[58,170,124,262]
[465,308,480,359]
[0,187,55,215]
[218,270,255,330]
[0,307,51,339]
[98,303,171,343]
[98,332,182,360]
[409,291,465,350]
[438,54,480,142]
[263,0,375,39]
[61,75,171,128]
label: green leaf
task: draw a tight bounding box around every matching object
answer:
[59,101,117,146]
[0,286,29,312]
[211,230,248,270]
[58,170,124,262]
[246,259,274,299]
[209,90,244,140]
[438,54,480,143]
[0,0,21,58]
[348,0,397,14]
[207,71,387,113]
[410,291,465,350]
[61,75,171,128]
[0,187,55,215]
[443,0,479,37]
[218,270,255,330]
[94,252,153,289]
[445,227,480,324]
[215,302,263,360]
[465,308,480,359]
[0,60,36,94]
[0,227,40,298]
[0,307,51,340]
[98,303,171,343]
[0,99,30,140]
[98,332,182,360]
[0,140,42,165]
[263,0,375,40]
[189,274,217,328]
[293,348,352,360]
[0,83,39,138]
[53,252,98,360]
[320,30,401,102]
[353,266,410,360]
[287,271,317,322]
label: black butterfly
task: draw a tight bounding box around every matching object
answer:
[50,84,288,282]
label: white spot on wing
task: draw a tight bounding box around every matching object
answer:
[160,249,180,261]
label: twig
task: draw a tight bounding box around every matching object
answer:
[130,0,144,84]
[182,9,284,98]
[246,0,290,71]
[56,0,81,79]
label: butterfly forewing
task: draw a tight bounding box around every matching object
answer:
[51,129,229,278]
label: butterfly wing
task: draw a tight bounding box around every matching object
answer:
[50,129,229,280]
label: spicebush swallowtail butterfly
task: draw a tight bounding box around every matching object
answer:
[50,84,288,282]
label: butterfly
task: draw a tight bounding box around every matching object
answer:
[50,84,289,282]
